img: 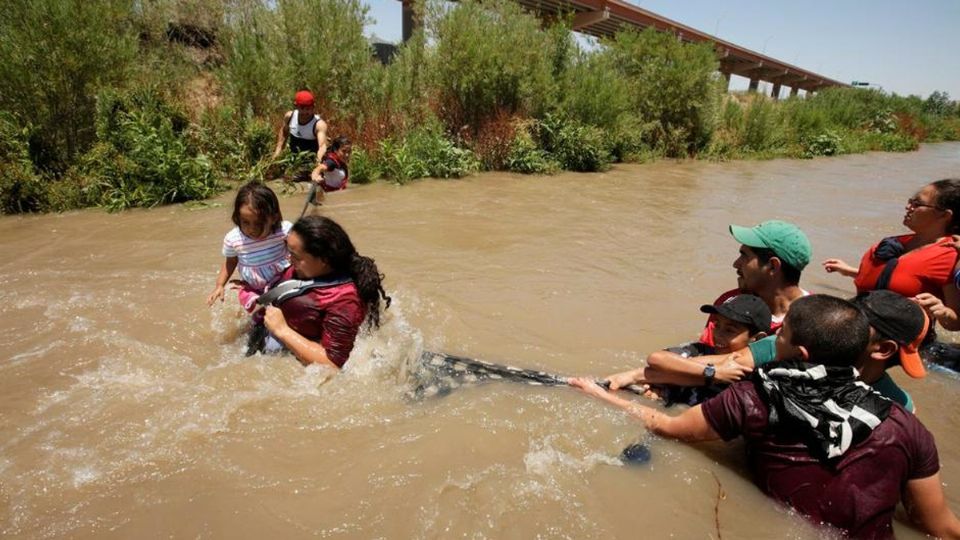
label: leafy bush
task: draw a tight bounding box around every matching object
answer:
[427,0,557,131]
[559,48,631,132]
[219,0,380,119]
[741,97,784,152]
[505,126,558,174]
[469,110,518,170]
[71,88,221,210]
[0,114,46,213]
[802,130,844,158]
[348,147,379,184]
[607,115,655,163]
[538,114,612,172]
[0,0,138,172]
[377,127,478,184]
[925,117,960,142]
[606,28,722,156]
[867,132,920,152]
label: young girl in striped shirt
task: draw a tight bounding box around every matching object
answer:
[206,182,291,319]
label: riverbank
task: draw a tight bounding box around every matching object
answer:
[2,0,958,214]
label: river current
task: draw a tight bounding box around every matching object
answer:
[2,143,960,538]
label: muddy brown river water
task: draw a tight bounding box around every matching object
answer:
[2,143,960,538]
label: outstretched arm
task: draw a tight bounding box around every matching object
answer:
[904,473,960,539]
[310,161,329,184]
[644,349,754,386]
[822,258,859,278]
[207,257,238,306]
[314,119,328,163]
[569,378,720,442]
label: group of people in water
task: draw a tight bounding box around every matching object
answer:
[204,89,960,540]
[570,177,960,537]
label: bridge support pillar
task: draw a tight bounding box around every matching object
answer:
[401,0,415,42]
[771,83,782,100]
[790,87,799,97]
[748,78,760,93]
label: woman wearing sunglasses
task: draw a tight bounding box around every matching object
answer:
[822,179,960,365]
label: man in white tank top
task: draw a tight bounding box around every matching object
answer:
[271,90,328,165]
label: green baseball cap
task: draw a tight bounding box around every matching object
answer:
[729,220,812,270]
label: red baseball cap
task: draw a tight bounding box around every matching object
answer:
[294,90,315,107]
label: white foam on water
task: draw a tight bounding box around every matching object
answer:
[71,465,101,488]
[5,339,65,368]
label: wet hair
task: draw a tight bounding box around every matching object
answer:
[291,215,391,328]
[784,295,870,367]
[752,247,802,286]
[329,136,351,153]
[930,179,960,234]
[232,181,283,238]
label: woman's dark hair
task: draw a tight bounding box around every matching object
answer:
[232,181,283,237]
[785,295,869,367]
[753,247,802,286]
[291,215,391,328]
[329,136,351,154]
[931,179,960,234]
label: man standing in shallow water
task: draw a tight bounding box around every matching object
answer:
[574,295,960,538]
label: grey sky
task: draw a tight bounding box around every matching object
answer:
[363,0,959,99]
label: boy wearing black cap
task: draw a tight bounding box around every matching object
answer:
[607,295,771,400]
[853,290,928,411]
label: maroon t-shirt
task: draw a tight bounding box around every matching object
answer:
[701,381,940,538]
[277,268,366,367]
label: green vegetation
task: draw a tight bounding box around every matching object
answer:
[1,0,959,213]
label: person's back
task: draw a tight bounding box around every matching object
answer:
[706,379,936,537]
[701,295,941,537]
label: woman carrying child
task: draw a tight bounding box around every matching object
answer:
[261,215,390,368]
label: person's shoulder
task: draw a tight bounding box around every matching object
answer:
[875,403,935,448]
[930,238,959,258]
[224,226,243,243]
[748,335,776,366]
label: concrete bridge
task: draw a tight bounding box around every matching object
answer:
[398,0,847,98]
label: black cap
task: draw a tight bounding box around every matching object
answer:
[849,290,929,378]
[700,294,772,334]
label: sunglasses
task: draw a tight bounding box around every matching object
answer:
[907,197,942,210]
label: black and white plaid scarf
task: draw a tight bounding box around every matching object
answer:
[754,359,892,461]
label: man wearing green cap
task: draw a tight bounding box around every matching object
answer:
[607,220,813,393]
[700,220,812,350]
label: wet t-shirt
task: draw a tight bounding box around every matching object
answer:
[701,380,939,538]
[276,267,366,367]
